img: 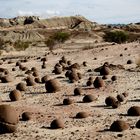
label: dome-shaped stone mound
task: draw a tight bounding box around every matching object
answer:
[4,69,9,75]
[41,75,50,83]
[127,60,133,64]
[100,66,110,75]
[32,71,39,77]
[12,68,16,71]
[16,61,21,66]
[88,77,93,81]
[93,77,105,88]
[16,82,27,91]
[83,94,96,103]
[67,61,72,66]
[50,119,64,129]
[112,101,121,109]
[110,120,129,132]
[9,89,22,101]
[35,77,41,83]
[61,56,67,64]
[68,71,79,83]
[86,80,93,86]
[55,63,61,68]
[61,64,67,71]
[63,98,73,105]
[25,70,32,75]
[65,70,71,78]
[117,94,124,102]
[75,112,89,119]
[83,61,87,67]
[19,64,24,70]
[127,106,140,116]
[111,75,117,81]
[45,79,61,93]
[105,96,117,106]
[74,88,82,96]
[103,62,109,67]
[0,105,19,133]
[31,67,38,72]
[41,57,47,62]
[42,64,46,69]
[102,75,108,80]
[136,120,140,129]
[22,112,32,121]
[77,72,82,79]
[54,66,62,74]
[122,92,129,97]
[70,63,80,70]
[1,75,13,83]
[21,67,28,71]
[26,76,36,86]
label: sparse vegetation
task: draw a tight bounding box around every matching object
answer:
[53,32,70,43]
[45,32,70,51]
[104,30,128,44]
[14,40,29,51]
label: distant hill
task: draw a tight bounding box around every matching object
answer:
[0,16,100,31]
[0,16,139,43]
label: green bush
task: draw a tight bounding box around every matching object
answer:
[53,32,70,43]
[104,31,128,44]
[45,38,56,51]
[45,32,70,51]
[14,41,29,51]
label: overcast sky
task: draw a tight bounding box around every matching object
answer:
[0,0,140,24]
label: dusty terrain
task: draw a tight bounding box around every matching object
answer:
[0,40,139,140]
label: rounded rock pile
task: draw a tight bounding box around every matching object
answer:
[83,94,96,103]
[45,79,61,93]
[16,82,27,91]
[74,88,82,96]
[110,120,129,132]
[50,119,64,129]
[75,112,89,119]
[22,112,32,121]
[93,77,105,88]
[127,106,140,116]
[63,98,73,105]
[9,89,22,101]
[0,105,19,133]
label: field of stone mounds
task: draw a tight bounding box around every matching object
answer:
[0,41,139,140]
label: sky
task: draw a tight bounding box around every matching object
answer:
[0,0,140,24]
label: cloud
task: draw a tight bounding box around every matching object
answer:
[0,0,140,23]
[17,10,60,18]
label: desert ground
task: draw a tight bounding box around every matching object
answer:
[0,40,139,140]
